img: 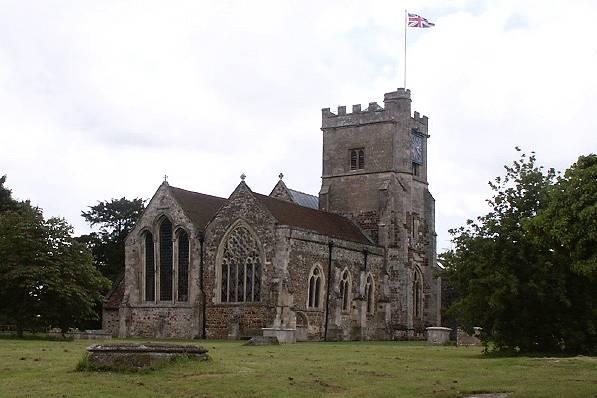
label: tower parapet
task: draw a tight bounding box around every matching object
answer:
[321,88,428,129]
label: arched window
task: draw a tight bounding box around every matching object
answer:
[308,266,323,308]
[413,268,422,319]
[144,232,155,302]
[339,269,351,312]
[365,273,374,314]
[159,218,173,301]
[177,230,189,302]
[220,225,262,303]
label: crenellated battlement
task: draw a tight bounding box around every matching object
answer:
[322,88,428,129]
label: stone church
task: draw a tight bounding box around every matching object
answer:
[103,88,441,341]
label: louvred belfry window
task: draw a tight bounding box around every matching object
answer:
[159,218,173,301]
[220,226,262,303]
[350,148,365,170]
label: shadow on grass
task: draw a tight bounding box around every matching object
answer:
[75,353,208,374]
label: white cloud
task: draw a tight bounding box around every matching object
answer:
[1,0,595,250]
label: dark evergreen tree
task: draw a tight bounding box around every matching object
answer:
[79,197,145,283]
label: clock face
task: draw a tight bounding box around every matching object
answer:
[412,133,424,164]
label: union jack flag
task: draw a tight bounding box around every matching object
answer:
[408,13,435,28]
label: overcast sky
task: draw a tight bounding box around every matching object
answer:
[1,0,596,252]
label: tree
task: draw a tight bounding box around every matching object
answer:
[79,197,145,283]
[0,202,111,336]
[533,154,597,279]
[0,174,18,212]
[443,150,595,354]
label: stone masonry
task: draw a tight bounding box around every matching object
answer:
[103,88,442,341]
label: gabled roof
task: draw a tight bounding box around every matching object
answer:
[169,184,372,245]
[287,188,319,210]
[104,277,125,310]
[254,193,372,244]
[170,186,226,229]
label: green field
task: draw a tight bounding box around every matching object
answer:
[0,338,595,398]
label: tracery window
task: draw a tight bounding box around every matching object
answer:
[159,218,173,301]
[365,273,374,314]
[339,269,351,312]
[220,225,262,303]
[177,230,189,302]
[144,232,155,302]
[307,266,323,308]
[413,269,422,319]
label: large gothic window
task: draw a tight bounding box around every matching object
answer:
[339,269,351,312]
[144,232,155,302]
[177,230,189,302]
[220,225,262,303]
[307,266,323,309]
[365,273,374,314]
[413,269,422,319]
[159,218,173,301]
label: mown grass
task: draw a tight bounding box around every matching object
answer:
[0,338,595,398]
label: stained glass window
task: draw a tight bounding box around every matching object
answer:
[308,267,322,308]
[159,218,173,301]
[177,230,189,302]
[339,269,350,311]
[144,232,155,302]
[414,269,422,318]
[365,274,374,314]
[220,225,262,303]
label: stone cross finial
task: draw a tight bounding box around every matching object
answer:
[278,173,284,180]
[240,173,246,181]
[163,174,168,182]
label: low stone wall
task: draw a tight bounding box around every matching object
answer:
[48,328,112,340]
[126,306,196,339]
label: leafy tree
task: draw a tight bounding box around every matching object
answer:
[79,197,145,283]
[443,150,595,354]
[0,202,111,336]
[533,154,597,278]
[0,174,18,212]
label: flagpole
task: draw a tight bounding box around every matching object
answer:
[404,9,407,88]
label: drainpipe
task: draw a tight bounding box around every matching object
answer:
[323,240,334,341]
[199,233,206,339]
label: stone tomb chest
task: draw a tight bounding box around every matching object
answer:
[86,343,209,369]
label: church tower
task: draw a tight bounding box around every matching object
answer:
[319,88,440,329]
[319,88,431,247]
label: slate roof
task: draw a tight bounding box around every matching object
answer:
[254,193,372,244]
[287,188,319,210]
[170,186,226,229]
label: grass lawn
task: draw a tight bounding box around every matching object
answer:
[0,338,595,398]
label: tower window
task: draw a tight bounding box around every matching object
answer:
[412,162,420,176]
[350,149,365,170]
